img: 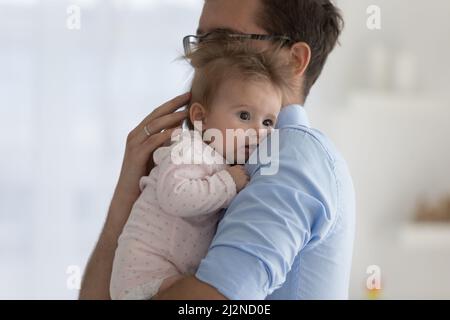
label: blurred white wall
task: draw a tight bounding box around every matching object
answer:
[0,0,449,299]
[0,0,202,299]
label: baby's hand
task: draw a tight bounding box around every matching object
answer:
[226,165,249,192]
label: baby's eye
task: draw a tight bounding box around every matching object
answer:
[239,111,251,121]
[263,119,274,127]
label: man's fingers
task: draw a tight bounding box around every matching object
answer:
[146,92,191,122]
[129,93,190,143]
[150,110,188,133]
[142,126,181,151]
[133,111,186,144]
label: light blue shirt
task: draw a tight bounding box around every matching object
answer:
[195,105,355,299]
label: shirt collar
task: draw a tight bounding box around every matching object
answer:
[275,104,310,129]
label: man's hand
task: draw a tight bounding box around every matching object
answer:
[154,276,228,300]
[79,93,190,299]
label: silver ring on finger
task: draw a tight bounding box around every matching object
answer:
[144,124,151,137]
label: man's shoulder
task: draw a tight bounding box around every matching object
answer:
[275,124,354,226]
[277,124,342,168]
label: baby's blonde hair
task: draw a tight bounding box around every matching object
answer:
[184,36,295,129]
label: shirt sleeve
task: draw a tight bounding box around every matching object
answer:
[195,128,339,299]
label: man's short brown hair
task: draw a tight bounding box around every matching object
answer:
[257,0,344,99]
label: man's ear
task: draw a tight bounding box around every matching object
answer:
[189,102,207,129]
[290,42,311,77]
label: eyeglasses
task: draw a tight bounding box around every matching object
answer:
[183,29,293,55]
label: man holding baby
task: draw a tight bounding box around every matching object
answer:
[80,0,355,300]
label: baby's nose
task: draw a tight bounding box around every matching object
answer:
[257,126,272,143]
[251,123,264,135]
[246,128,265,145]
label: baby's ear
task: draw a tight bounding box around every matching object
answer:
[189,102,207,129]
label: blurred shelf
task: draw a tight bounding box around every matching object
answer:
[399,222,450,249]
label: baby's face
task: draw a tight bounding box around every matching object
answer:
[202,78,282,163]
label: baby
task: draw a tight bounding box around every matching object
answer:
[110,39,293,300]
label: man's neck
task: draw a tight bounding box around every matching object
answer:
[282,100,304,108]
[282,93,304,107]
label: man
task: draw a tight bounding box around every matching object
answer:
[80,0,355,300]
